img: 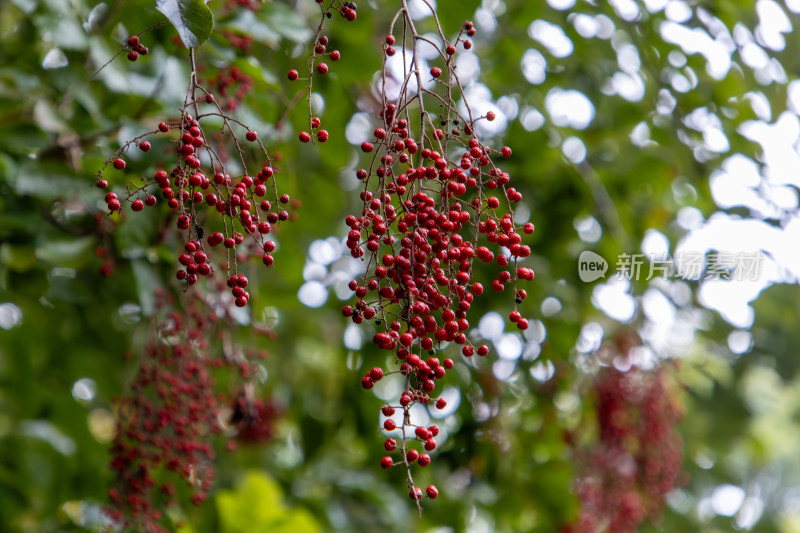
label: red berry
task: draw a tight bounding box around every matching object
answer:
[409,487,423,500]
[430,67,442,78]
[127,35,139,47]
[362,376,374,389]
[502,146,512,158]
[96,179,108,189]
[383,419,396,431]
[131,199,144,212]
[112,158,126,170]
[316,62,329,74]
[361,142,374,153]
[418,453,431,466]
[386,35,395,45]
[426,485,438,499]
[330,50,340,61]
[288,69,299,81]
[139,140,151,152]
[369,367,383,381]
[317,129,329,142]
[299,131,311,143]
[245,130,258,142]
[380,456,393,469]
[384,438,397,451]
[486,111,496,121]
[158,122,169,132]
[127,51,138,62]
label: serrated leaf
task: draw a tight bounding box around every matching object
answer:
[156,0,214,48]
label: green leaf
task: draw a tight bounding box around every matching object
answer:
[155,0,214,48]
[216,471,320,533]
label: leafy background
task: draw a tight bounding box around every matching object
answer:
[2,0,800,531]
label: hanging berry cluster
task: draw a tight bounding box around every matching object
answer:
[107,290,271,532]
[564,364,684,533]
[95,1,358,527]
[340,0,535,510]
[285,0,355,139]
[95,46,291,308]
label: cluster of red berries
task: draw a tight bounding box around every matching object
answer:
[125,35,149,62]
[205,65,253,112]
[313,0,357,21]
[223,29,254,53]
[95,99,291,307]
[287,32,342,141]
[286,2,352,136]
[225,0,262,12]
[107,289,273,531]
[342,11,534,505]
[297,116,329,143]
[107,293,219,531]
[565,365,684,533]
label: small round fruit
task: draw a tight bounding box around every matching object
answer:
[112,158,126,170]
[131,199,144,212]
[245,130,258,142]
[426,485,438,499]
[139,140,151,152]
[287,69,299,81]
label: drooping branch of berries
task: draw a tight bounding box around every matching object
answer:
[94,33,296,308]
[564,362,685,533]
[339,0,535,512]
[93,2,355,528]
[107,289,273,532]
[285,0,357,142]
